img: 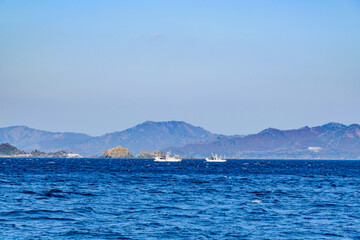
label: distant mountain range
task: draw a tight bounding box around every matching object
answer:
[1,121,360,159]
[169,122,360,159]
[0,121,217,156]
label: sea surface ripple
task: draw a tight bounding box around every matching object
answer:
[0,158,360,239]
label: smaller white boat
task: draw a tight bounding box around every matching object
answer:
[205,154,226,162]
[154,152,181,162]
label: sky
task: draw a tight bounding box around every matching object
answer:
[1,0,360,136]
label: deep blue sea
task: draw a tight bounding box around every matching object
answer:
[1,158,360,239]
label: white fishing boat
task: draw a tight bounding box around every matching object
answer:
[154,152,181,162]
[205,154,226,162]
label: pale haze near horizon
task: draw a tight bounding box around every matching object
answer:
[1,0,359,136]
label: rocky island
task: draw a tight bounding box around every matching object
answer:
[100,146,166,159]
[101,146,133,158]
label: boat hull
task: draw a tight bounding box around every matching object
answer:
[154,156,182,162]
[154,159,181,162]
[205,158,226,162]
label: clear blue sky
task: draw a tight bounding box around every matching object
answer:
[1,0,359,136]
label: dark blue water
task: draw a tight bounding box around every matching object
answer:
[1,158,360,239]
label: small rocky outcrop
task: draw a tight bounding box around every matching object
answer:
[30,150,46,157]
[30,150,82,158]
[46,151,68,158]
[137,151,154,158]
[101,146,133,158]
[151,150,166,158]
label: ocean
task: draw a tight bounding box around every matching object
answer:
[0,158,359,239]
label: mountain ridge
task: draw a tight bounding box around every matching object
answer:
[72,120,217,155]
[0,121,218,156]
[168,122,360,159]
[0,125,92,153]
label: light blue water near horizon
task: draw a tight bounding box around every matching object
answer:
[1,158,360,239]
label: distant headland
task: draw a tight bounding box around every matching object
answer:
[0,143,168,159]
